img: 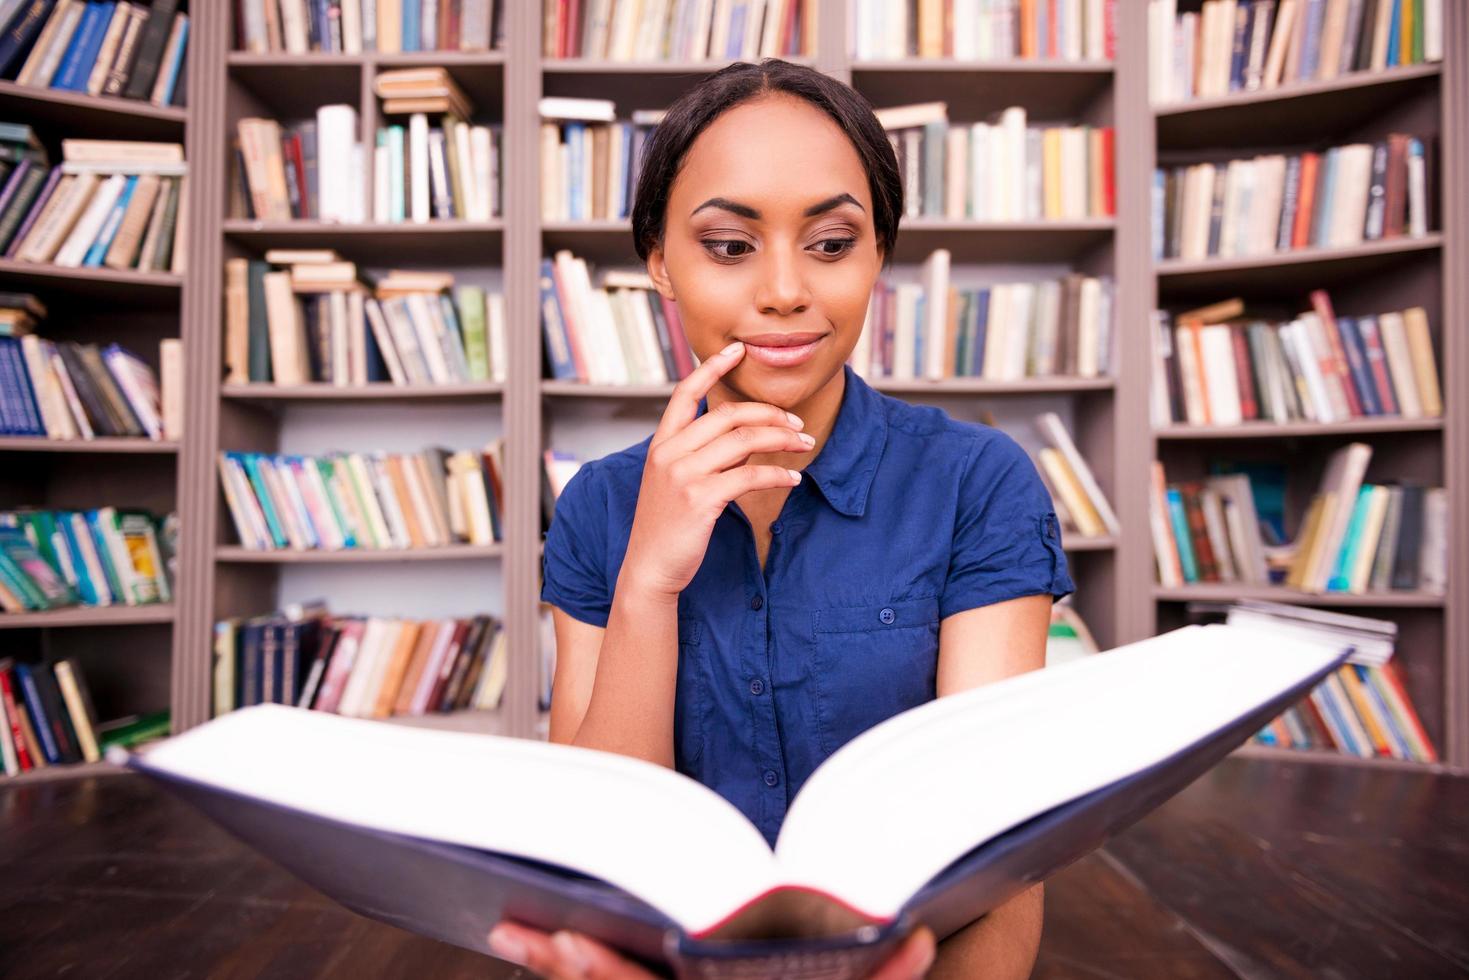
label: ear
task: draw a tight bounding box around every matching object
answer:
[646,246,676,302]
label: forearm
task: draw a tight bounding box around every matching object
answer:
[928,884,1043,980]
[570,573,680,768]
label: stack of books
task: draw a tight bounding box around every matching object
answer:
[0,656,108,775]
[876,102,1115,222]
[218,442,507,552]
[224,255,506,388]
[1032,411,1120,543]
[1151,293,1442,427]
[212,603,508,721]
[1,322,181,442]
[854,250,1115,382]
[540,251,697,386]
[232,106,363,223]
[853,0,1116,61]
[373,69,501,223]
[538,96,659,222]
[1154,134,1432,261]
[0,507,174,612]
[1,133,187,273]
[0,0,190,107]
[1149,0,1444,105]
[1151,447,1448,595]
[1228,601,1436,763]
[233,0,503,53]
[543,0,810,60]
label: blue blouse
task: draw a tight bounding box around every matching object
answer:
[541,364,1075,848]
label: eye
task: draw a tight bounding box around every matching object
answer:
[810,237,857,258]
[701,239,754,260]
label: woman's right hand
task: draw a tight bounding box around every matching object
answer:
[619,340,813,600]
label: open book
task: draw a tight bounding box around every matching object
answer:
[117,624,1347,979]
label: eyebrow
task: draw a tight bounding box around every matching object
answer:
[690,192,865,220]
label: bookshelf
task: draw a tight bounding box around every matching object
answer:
[135,3,1464,774]
[0,3,193,775]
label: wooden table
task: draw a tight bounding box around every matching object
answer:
[1,756,1464,978]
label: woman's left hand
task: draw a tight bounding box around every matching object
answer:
[487,921,937,979]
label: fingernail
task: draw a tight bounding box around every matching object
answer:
[721,341,743,357]
[552,931,592,977]
[798,432,815,447]
[786,412,803,428]
[488,927,527,965]
[788,469,802,483]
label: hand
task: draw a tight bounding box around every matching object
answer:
[487,921,937,979]
[618,340,812,600]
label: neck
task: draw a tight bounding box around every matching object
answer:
[707,366,847,471]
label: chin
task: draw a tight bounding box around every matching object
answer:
[722,360,844,408]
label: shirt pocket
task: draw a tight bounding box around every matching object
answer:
[810,596,940,757]
[673,617,706,774]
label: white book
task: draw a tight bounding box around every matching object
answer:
[919,249,949,380]
[53,174,126,266]
[409,113,430,223]
[538,96,617,122]
[892,282,921,380]
[999,106,1027,222]
[1199,324,1243,425]
[1004,283,1034,381]
[1076,276,1101,378]
[486,292,507,383]
[1420,488,1448,595]
[280,0,310,53]
[316,104,361,223]
[1375,311,1421,418]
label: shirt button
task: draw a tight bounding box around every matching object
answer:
[763,770,780,787]
[751,595,764,611]
[879,607,895,625]
[750,678,764,695]
[771,523,782,535]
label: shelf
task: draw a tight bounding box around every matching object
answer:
[1063,535,1115,552]
[227,51,506,67]
[0,257,182,302]
[0,604,175,630]
[223,383,505,403]
[0,437,179,454]
[1231,744,1453,775]
[0,80,186,140]
[1155,417,1444,440]
[1154,584,1445,609]
[851,59,1113,119]
[542,57,813,74]
[1155,64,1443,151]
[216,544,504,563]
[224,219,504,263]
[0,760,128,785]
[1155,235,1443,297]
[542,377,1114,399]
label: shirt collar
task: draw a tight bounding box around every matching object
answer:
[694,363,888,518]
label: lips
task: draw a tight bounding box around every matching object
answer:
[739,333,827,349]
[739,333,826,369]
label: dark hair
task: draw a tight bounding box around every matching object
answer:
[631,59,902,267]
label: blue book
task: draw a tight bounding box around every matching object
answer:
[52,1,110,92]
[0,336,43,435]
[565,122,584,220]
[57,511,103,605]
[13,663,60,763]
[615,123,632,218]
[1326,486,1375,592]
[239,453,289,548]
[538,258,576,381]
[1354,665,1410,758]
[119,628,1350,979]
[1335,317,1381,415]
[913,293,925,374]
[82,174,137,266]
[154,13,188,102]
[0,0,58,78]
[83,509,126,600]
[402,0,420,52]
[1166,488,1198,582]
[969,289,989,376]
[1386,0,1402,67]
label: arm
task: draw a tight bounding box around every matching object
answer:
[928,593,1053,979]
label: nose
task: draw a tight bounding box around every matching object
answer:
[755,243,811,316]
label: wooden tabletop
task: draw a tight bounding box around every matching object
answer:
[1,756,1464,978]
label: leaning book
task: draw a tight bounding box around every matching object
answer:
[115,624,1347,979]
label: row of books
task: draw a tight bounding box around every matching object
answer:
[0,508,174,611]
[0,0,188,106]
[1230,601,1436,763]
[1153,135,1432,262]
[1149,447,1447,594]
[538,100,657,222]
[540,251,697,386]
[876,102,1115,222]
[853,255,1115,382]
[1149,0,1444,105]
[231,106,360,224]
[542,0,811,61]
[373,114,502,224]
[0,134,188,273]
[1030,411,1119,541]
[213,604,508,721]
[0,333,180,440]
[233,0,503,54]
[852,0,1117,61]
[219,443,506,552]
[1150,294,1442,427]
[224,256,507,387]
[0,657,106,773]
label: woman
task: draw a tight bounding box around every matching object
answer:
[490,59,1074,979]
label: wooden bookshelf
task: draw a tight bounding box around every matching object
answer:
[215,544,504,563]
[0,605,176,629]
[0,437,180,453]
[136,3,1464,776]
[1133,2,1468,772]
[221,383,505,403]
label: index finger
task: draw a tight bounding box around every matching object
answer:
[652,340,746,446]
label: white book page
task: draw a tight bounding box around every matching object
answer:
[770,625,1343,919]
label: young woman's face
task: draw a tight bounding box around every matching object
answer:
[647,93,883,409]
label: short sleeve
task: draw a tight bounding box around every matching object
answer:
[540,462,613,628]
[940,432,1076,620]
